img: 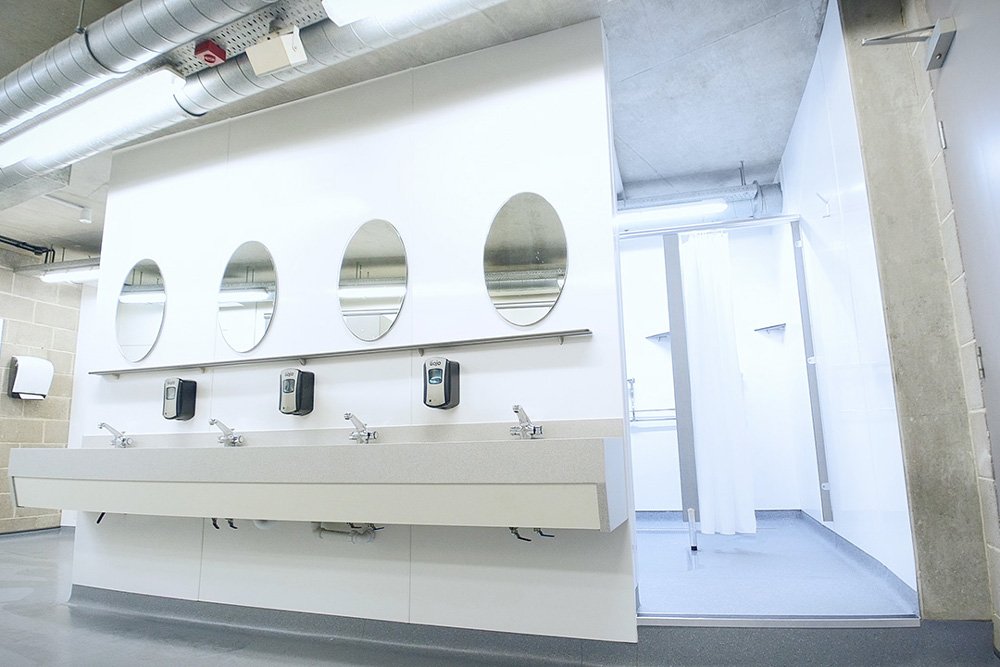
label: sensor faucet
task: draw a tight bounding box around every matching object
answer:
[510,405,543,439]
[344,413,377,444]
[209,418,245,447]
[98,422,133,448]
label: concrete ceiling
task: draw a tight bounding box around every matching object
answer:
[0,0,826,255]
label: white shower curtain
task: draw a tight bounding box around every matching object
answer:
[678,230,757,535]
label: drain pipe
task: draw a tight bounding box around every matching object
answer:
[0,0,508,195]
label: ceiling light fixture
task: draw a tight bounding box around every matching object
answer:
[320,0,433,26]
[39,267,101,284]
[615,200,729,236]
[0,69,185,170]
[218,288,273,303]
[118,291,166,304]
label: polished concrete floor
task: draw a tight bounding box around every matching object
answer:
[0,528,996,666]
[635,512,918,618]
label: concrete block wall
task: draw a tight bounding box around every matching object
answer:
[838,0,991,619]
[0,247,82,533]
[900,0,1000,642]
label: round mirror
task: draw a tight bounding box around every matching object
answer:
[115,259,166,362]
[338,220,407,341]
[483,193,567,326]
[217,241,277,353]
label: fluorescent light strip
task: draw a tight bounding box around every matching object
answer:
[615,200,729,235]
[118,291,166,304]
[217,288,273,303]
[40,267,101,283]
[0,69,184,170]
[321,0,440,26]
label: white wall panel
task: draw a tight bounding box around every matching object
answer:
[70,20,635,641]
[72,513,203,599]
[780,0,915,588]
[199,520,411,621]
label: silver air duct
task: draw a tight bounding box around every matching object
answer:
[0,0,507,195]
[175,2,496,115]
[0,0,279,137]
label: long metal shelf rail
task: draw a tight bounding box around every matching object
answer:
[90,329,593,377]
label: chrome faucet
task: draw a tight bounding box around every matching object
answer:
[344,413,377,444]
[209,418,244,446]
[510,405,543,439]
[98,422,133,448]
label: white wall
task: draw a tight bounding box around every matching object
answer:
[780,0,916,588]
[69,21,637,642]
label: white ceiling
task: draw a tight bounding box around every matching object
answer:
[0,0,826,255]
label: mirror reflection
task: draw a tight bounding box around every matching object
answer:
[339,220,407,341]
[217,241,276,353]
[483,192,568,326]
[115,259,166,362]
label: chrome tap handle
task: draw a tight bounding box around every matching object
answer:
[209,418,244,446]
[344,413,377,443]
[509,405,543,439]
[98,422,133,448]
[512,405,532,426]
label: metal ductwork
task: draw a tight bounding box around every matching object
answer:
[174,2,500,115]
[0,0,279,138]
[0,0,507,196]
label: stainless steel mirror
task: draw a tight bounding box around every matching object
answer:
[338,220,407,341]
[217,241,277,353]
[484,193,567,326]
[115,259,166,362]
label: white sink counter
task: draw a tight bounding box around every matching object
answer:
[9,437,627,531]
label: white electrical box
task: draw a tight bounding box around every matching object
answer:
[245,26,307,76]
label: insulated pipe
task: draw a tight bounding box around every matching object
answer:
[0,0,508,194]
[0,0,279,136]
[175,0,503,115]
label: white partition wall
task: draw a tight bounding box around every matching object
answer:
[67,21,637,642]
[780,0,916,589]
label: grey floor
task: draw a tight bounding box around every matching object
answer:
[636,511,918,618]
[0,527,995,666]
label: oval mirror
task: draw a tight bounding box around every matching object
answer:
[115,259,166,362]
[483,193,567,326]
[338,220,407,341]
[217,241,277,353]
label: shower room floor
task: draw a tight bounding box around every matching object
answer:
[635,511,918,619]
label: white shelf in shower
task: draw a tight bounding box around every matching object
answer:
[8,437,627,532]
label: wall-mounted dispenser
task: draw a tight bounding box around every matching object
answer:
[7,356,54,400]
[163,378,196,421]
[279,368,314,416]
[424,357,459,409]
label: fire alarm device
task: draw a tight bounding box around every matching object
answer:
[195,39,227,66]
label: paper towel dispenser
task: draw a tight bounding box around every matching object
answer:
[7,356,55,400]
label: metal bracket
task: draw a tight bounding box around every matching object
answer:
[861,17,956,71]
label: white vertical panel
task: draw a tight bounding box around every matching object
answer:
[199,520,411,621]
[73,513,203,599]
[70,19,633,641]
[410,525,636,642]
[780,0,915,588]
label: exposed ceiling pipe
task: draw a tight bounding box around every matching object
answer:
[0,0,508,196]
[0,0,280,139]
[175,1,500,114]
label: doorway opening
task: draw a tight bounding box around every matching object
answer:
[619,215,918,621]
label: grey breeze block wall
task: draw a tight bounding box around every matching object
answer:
[0,247,82,533]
